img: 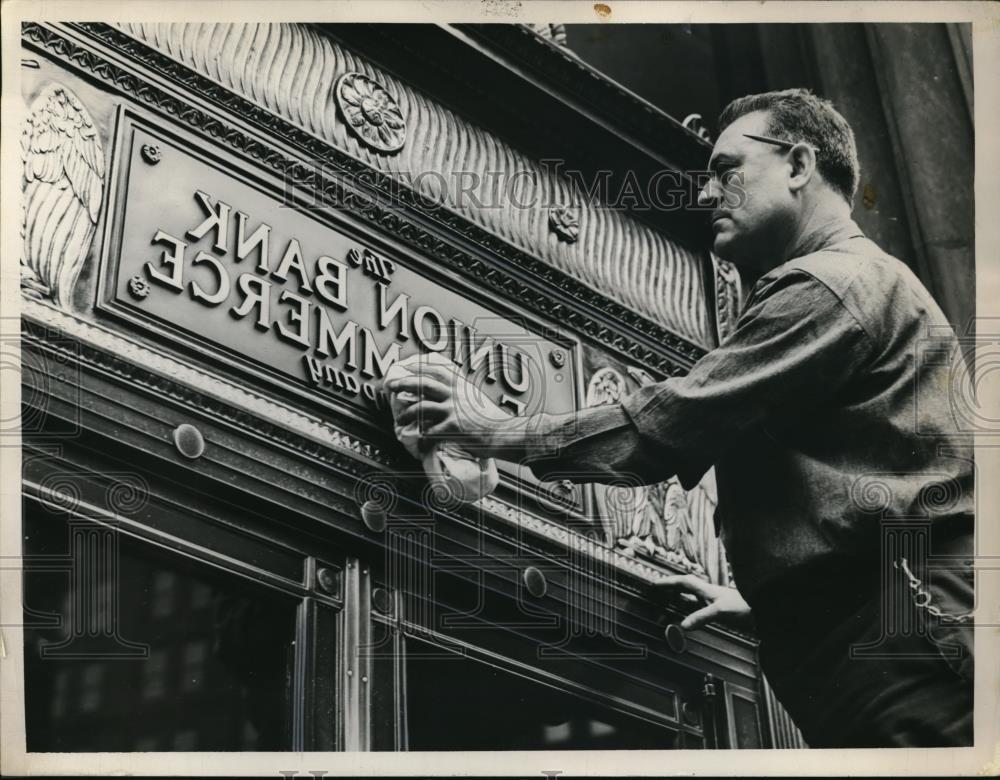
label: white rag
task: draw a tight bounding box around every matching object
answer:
[385,352,500,503]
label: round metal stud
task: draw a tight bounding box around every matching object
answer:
[372,587,391,615]
[316,567,339,596]
[172,423,205,459]
[665,623,687,654]
[140,143,162,164]
[523,566,547,598]
[361,499,387,533]
[127,275,150,300]
[553,479,575,498]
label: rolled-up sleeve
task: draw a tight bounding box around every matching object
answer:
[524,271,873,489]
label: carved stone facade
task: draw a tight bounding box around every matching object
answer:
[17,20,779,754]
[109,22,715,351]
[17,21,741,593]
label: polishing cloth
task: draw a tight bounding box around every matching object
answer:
[385,353,500,503]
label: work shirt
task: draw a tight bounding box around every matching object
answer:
[524,217,974,603]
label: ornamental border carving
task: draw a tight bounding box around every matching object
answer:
[22,21,705,377]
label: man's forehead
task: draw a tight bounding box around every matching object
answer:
[709,111,770,163]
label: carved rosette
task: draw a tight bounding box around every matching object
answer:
[334,72,406,154]
[21,84,106,308]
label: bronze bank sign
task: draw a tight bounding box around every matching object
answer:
[100,119,577,420]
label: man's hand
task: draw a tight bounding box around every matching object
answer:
[648,574,753,631]
[384,359,509,456]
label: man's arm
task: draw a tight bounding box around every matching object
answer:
[388,269,873,488]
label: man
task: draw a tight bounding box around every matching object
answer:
[386,89,974,748]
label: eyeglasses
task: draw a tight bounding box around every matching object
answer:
[743,133,821,155]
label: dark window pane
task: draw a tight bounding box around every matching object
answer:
[370,618,402,751]
[404,637,676,750]
[732,695,763,749]
[311,602,339,751]
[23,501,298,751]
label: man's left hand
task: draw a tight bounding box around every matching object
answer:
[648,574,753,631]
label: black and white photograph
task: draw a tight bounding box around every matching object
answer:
[1,1,997,776]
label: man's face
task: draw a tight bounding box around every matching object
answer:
[700,111,797,268]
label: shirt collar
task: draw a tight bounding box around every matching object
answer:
[788,215,866,259]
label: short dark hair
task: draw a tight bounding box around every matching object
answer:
[718,88,860,204]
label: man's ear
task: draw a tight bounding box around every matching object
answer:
[788,143,817,193]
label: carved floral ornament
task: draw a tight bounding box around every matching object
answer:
[548,205,580,243]
[334,72,407,154]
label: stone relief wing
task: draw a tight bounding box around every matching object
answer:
[21,84,105,307]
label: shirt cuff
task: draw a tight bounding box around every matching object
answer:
[521,404,637,483]
[619,381,712,490]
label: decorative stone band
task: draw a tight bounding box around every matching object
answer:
[107,21,714,350]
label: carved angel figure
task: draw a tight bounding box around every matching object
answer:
[21,84,105,308]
